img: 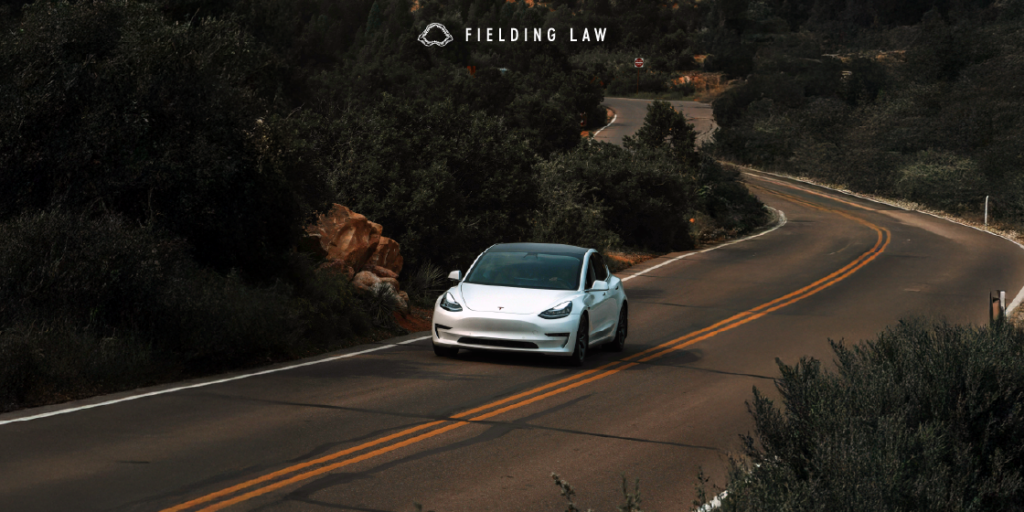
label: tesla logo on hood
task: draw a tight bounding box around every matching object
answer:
[498,307,504,310]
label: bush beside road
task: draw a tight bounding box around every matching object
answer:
[715,320,1024,511]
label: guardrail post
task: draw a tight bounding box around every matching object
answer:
[991,290,1006,324]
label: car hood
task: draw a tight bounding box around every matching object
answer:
[459,283,577,315]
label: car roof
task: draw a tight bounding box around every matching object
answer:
[485,243,591,257]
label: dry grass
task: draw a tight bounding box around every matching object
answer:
[606,250,661,273]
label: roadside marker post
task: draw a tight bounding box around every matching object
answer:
[991,290,1006,324]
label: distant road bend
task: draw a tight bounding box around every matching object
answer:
[2,97,1024,512]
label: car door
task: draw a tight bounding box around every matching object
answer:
[584,253,616,342]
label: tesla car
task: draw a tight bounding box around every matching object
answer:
[431,243,628,366]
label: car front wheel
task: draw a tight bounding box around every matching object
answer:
[608,306,627,352]
[565,317,588,367]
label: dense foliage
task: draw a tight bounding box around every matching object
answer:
[719,320,1024,511]
[0,210,367,411]
[536,102,765,252]
[0,0,768,410]
[710,0,1024,224]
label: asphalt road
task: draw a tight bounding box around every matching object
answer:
[3,99,1024,512]
[594,97,718,146]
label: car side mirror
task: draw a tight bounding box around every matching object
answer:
[589,280,609,291]
[448,270,463,282]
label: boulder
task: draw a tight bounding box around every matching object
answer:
[364,264,398,280]
[307,204,382,271]
[366,237,403,275]
[380,277,400,292]
[396,291,410,310]
[352,270,381,292]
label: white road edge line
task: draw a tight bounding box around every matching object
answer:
[0,336,432,426]
[590,110,618,138]
[742,167,1024,314]
[696,490,729,511]
[621,208,786,283]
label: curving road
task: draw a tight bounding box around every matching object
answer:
[594,97,718,147]
[2,98,1024,512]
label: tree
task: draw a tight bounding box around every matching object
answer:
[0,0,308,278]
[331,95,538,269]
[624,100,700,167]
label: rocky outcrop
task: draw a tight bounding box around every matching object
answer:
[352,270,381,291]
[307,204,382,271]
[364,264,398,280]
[306,204,404,275]
[366,237,403,275]
[379,277,400,292]
[308,204,410,311]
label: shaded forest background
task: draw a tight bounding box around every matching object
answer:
[0,0,768,410]
[3,0,1024,508]
[711,0,1024,225]
[3,0,1021,414]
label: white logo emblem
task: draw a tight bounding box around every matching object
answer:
[418,23,454,47]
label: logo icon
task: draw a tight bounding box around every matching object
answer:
[418,23,454,47]
[498,307,504,310]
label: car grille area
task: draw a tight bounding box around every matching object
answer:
[457,337,539,349]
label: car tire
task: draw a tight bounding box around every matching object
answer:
[609,306,627,352]
[565,317,588,367]
[433,343,459,357]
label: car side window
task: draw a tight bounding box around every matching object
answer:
[585,260,596,289]
[590,254,608,281]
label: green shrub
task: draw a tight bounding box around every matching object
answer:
[403,262,447,307]
[722,320,1024,511]
[330,94,538,270]
[536,142,697,252]
[531,165,623,251]
[0,323,159,412]
[0,210,192,331]
[623,100,700,166]
[606,70,674,96]
[0,210,368,410]
[0,0,306,279]
[893,150,986,212]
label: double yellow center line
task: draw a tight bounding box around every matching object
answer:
[164,181,889,512]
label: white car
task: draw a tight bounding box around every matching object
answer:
[431,243,628,366]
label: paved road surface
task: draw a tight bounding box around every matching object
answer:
[594,97,718,146]
[3,100,1023,512]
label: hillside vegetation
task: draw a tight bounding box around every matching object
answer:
[0,0,766,411]
[710,0,1024,226]
[717,321,1024,511]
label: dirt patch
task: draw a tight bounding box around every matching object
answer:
[394,306,433,332]
[605,250,660,273]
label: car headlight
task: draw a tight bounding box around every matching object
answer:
[539,301,572,319]
[440,292,463,312]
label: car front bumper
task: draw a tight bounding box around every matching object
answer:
[431,305,579,356]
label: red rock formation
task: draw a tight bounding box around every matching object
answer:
[364,264,398,280]
[352,270,381,291]
[379,277,400,292]
[307,205,406,302]
[366,237,403,275]
[307,204,381,271]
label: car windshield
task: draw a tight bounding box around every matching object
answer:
[464,251,583,290]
